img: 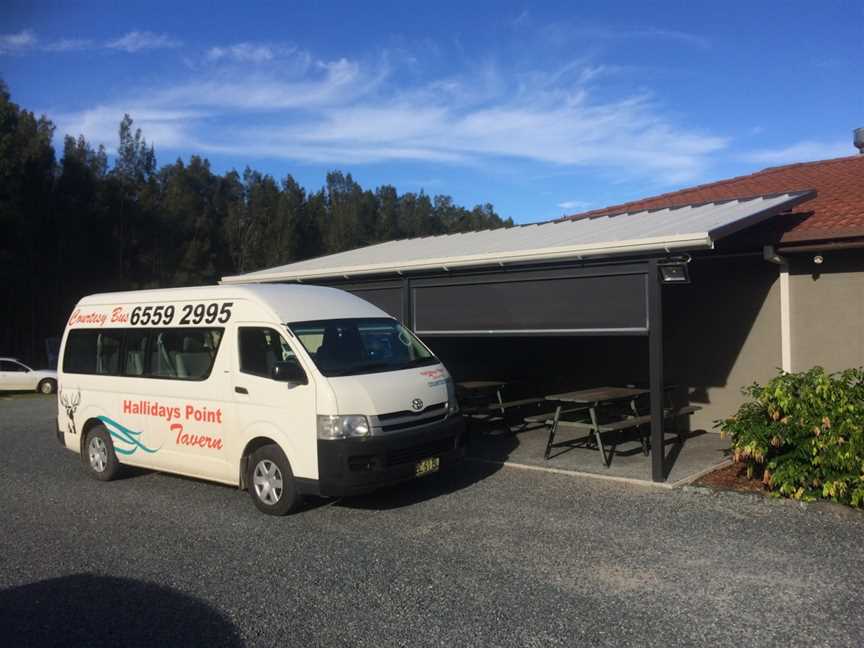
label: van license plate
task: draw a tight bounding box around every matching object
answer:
[415,456,440,477]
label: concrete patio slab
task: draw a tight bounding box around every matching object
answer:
[466,420,730,485]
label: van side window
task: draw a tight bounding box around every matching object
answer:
[63,327,223,380]
[96,331,122,375]
[238,327,296,378]
[124,329,149,376]
[150,329,223,380]
[63,330,122,375]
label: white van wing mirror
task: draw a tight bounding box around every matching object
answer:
[271,360,307,385]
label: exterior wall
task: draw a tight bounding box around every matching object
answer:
[663,256,783,430]
[789,250,864,372]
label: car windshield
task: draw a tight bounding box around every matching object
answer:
[288,318,438,377]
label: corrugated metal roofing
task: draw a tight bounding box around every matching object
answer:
[221,191,814,284]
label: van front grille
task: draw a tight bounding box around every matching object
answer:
[377,402,446,421]
[380,413,447,433]
[375,402,448,434]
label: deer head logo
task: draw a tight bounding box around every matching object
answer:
[60,389,81,435]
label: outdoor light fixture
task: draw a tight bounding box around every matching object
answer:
[658,255,692,284]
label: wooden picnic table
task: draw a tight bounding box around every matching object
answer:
[546,386,648,404]
[542,386,650,466]
[537,386,701,466]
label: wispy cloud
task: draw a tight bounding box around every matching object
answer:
[558,200,593,211]
[740,140,852,165]
[146,57,370,111]
[0,30,37,53]
[52,42,726,184]
[538,23,710,50]
[0,29,181,55]
[53,106,205,154]
[106,31,182,52]
[627,27,710,49]
[43,38,94,52]
[206,42,296,64]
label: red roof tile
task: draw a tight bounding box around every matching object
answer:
[562,155,864,244]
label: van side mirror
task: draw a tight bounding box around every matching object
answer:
[271,360,308,385]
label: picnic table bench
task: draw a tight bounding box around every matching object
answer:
[462,396,549,417]
[457,381,549,430]
[536,387,702,467]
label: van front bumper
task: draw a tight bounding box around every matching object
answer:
[312,415,465,498]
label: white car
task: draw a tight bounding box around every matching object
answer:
[0,357,58,394]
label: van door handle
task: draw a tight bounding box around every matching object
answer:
[235,386,248,395]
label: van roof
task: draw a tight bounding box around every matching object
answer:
[77,284,389,323]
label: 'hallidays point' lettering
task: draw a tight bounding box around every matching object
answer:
[122,400,223,424]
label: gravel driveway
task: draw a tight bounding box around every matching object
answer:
[1,396,862,647]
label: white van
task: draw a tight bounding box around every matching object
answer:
[57,284,464,515]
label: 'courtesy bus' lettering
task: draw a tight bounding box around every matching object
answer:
[67,309,108,327]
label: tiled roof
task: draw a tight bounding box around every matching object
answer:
[562,155,864,244]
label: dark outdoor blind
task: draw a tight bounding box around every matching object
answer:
[348,287,403,320]
[413,274,648,333]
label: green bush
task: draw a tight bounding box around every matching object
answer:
[717,367,864,506]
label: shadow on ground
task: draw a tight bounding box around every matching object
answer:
[0,574,243,647]
[337,435,517,511]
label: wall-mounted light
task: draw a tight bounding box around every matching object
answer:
[813,255,824,265]
[658,255,692,284]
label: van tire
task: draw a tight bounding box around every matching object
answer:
[38,379,56,395]
[83,425,121,481]
[247,444,299,515]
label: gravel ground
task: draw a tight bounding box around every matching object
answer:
[1,396,862,647]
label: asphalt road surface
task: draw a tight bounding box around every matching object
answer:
[1,395,862,647]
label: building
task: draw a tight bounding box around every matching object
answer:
[222,148,864,481]
[562,152,864,376]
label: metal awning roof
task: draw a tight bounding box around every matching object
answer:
[221,191,814,284]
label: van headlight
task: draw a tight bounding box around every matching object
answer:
[317,415,371,439]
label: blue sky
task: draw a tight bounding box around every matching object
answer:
[1,1,862,223]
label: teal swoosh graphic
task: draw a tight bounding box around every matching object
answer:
[97,415,161,455]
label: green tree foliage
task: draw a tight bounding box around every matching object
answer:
[0,83,513,364]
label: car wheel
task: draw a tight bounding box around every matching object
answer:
[83,425,121,481]
[37,379,56,395]
[247,444,299,515]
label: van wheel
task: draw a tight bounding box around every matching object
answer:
[38,379,56,395]
[83,425,121,481]
[248,444,299,515]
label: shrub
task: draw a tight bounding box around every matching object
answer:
[717,367,864,506]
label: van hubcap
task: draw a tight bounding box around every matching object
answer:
[89,437,108,472]
[253,460,283,505]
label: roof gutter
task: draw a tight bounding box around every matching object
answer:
[777,238,864,254]
[220,234,713,284]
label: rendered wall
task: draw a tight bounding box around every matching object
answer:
[660,256,783,430]
[789,250,864,372]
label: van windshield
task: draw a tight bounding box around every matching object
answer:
[288,318,438,377]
